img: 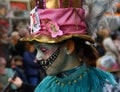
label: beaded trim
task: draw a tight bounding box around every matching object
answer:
[54,68,89,86]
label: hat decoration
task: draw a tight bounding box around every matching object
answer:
[46,20,63,38]
[30,6,64,38]
[30,6,41,33]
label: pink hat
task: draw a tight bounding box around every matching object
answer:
[21,0,94,43]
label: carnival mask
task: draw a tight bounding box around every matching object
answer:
[35,43,60,69]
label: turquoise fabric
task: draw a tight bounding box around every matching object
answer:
[34,64,117,92]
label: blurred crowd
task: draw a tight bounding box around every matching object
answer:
[95,26,120,92]
[0,2,47,91]
[0,20,46,92]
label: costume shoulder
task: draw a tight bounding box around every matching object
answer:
[34,65,117,92]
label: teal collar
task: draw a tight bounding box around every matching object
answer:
[55,63,88,84]
[57,64,82,78]
[35,64,117,92]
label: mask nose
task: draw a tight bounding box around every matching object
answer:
[36,49,44,61]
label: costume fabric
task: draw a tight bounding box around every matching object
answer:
[34,64,117,92]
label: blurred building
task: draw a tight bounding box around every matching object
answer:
[0,0,30,34]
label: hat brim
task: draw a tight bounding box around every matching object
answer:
[20,34,95,43]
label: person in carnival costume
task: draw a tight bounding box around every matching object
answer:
[9,0,118,92]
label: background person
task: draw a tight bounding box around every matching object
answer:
[11,55,28,84]
[23,41,46,86]
[0,56,17,92]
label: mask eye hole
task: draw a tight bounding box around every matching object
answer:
[35,45,47,53]
[40,47,47,52]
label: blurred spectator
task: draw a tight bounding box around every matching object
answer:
[15,22,30,38]
[0,56,17,92]
[0,33,11,67]
[97,27,120,92]
[9,31,25,57]
[0,19,10,66]
[0,83,2,90]
[95,34,106,57]
[23,42,46,86]
[97,27,120,67]
[11,55,28,84]
[9,76,36,92]
[0,3,7,17]
[111,30,120,54]
[0,19,9,34]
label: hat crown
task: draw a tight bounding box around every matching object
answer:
[30,0,82,9]
[21,0,94,43]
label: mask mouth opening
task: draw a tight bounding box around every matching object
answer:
[37,47,60,70]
